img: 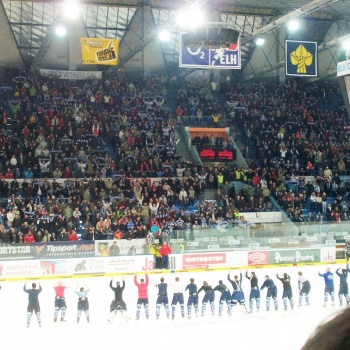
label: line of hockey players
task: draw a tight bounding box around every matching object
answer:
[19,263,350,327]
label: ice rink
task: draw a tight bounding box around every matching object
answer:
[0,263,347,350]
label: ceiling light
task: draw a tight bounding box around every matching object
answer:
[55,25,67,36]
[159,30,170,42]
[176,8,205,30]
[341,40,350,50]
[287,19,300,31]
[256,37,265,46]
[63,0,80,20]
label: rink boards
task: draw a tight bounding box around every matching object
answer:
[0,246,337,282]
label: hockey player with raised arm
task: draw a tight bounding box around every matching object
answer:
[227,271,246,311]
[245,271,260,313]
[134,274,149,320]
[276,272,294,311]
[108,277,128,323]
[24,282,42,328]
[298,271,311,306]
[75,284,90,323]
[198,281,215,316]
[318,268,335,307]
[260,275,278,311]
[185,278,199,318]
[155,277,170,319]
[213,280,232,315]
[335,264,350,306]
[53,281,68,322]
[170,277,185,319]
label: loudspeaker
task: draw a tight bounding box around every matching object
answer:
[182,26,239,48]
[219,28,239,46]
[207,27,218,45]
[182,32,198,47]
[196,27,208,44]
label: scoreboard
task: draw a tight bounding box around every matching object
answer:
[199,149,235,161]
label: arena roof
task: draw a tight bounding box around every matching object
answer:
[0,0,349,79]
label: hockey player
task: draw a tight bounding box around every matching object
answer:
[185,278,199,318]
[54,281,68,322]
[318,268,335,307]
[24,282,42,328]
[170,277,185,319]
[155,277,170,319]
[213,280,232,315]
[227,271,246,309]
[198,281,215,316]
[134,274,149,320]
[335,265,350,306]
[108,278,128,323]
[245,271,260,313]
[298,271,311,306]
[260,275,278,311]
[276,273,294,311]
[75,285,90,323]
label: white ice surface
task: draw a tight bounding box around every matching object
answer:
[0,264,346,350]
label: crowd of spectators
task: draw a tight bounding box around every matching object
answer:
[219,78,350,224]
[0,71,246,244]
[0,71,349,245]
[174,78,221,126]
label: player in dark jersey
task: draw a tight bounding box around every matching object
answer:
[245,271,260,313]
[227,271,246,310]
[155,277,170,319]
[260,275,278,311]
[54,281,68,322]
[75,285,90,323]
[198,281,215,316]
[276,273,294,311]
[24,282,42,328]
[108,278,128,323]
[318,268,335,307]
[298,271,311,306]
[336,265,350,306]
[213,280,232,315]
[185,278,199,318]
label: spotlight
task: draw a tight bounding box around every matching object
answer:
[63,0,80,20]
[158,30,170,42]
[55,25,67,36]
[287,19,300,31]
[255,37,265,46]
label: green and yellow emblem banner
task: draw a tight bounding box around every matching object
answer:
[80,38,119,65]
[285,40,317,77]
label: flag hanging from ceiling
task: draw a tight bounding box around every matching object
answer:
[80,38,119,65]
[285,40,317,77]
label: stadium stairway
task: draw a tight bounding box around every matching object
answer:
[175,125,195,163]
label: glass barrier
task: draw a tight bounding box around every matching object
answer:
[0,221,347,261]
[167,221,349,251]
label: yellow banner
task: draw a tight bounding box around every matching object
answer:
[80,37,119,65]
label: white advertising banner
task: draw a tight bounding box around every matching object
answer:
[0,260,42,278]
[337,59,350,77]
[240,212,282,223]
[320,246,336,263]
[39,69,102,80]
[173,251,247,270]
